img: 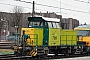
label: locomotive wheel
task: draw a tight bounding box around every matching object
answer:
[14,51,21,57]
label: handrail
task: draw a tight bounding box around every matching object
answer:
[20,34,38,46]
[28,34,38,46]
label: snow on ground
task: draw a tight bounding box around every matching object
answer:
[51,56,90,60]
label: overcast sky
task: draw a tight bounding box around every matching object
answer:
[0,0,90,24]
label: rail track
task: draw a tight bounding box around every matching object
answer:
[0,41,90,60]
[0,53,89,60]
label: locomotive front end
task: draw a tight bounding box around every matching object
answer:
[14,17,45,56]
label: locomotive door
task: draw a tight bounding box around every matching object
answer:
[47,22,60,46]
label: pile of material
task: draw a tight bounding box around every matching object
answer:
[0,49,14,54]
[0,41,14,54]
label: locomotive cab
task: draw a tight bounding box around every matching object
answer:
[27,17,60,28]
[25,17,60,46]
[28,17,48,28]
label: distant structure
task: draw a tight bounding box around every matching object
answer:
[84,22,87,25]
[0,12,79,35]
[61,18,79,29]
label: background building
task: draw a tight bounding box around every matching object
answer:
[0,12,79,37]
[61,18,79,29]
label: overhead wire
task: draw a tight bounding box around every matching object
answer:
[75,0,90,4]
[53,0,87,11]
[14,0,90,14]
[0,0,87,17]
[0,2,32,10]
[75,0,90,13]
[87,0,90,13]
[56,12,76,16]
[13,0,90,24]
[13,1,80,16]
[0,2,48,12]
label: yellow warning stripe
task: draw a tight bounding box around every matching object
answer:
[30,50,37,56]
[30,50,34,55]
[33,52,37,56]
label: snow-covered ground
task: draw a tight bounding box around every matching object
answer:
[51,56,90,60]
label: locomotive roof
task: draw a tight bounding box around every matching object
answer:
[75,24,90,28]
[74,24,90,30]
[42,17,60,22]
[28,16,60,22]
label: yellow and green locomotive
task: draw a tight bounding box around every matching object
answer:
[14,16,83,56]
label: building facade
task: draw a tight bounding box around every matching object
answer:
[61,18,79,29]
[0,12,79,36]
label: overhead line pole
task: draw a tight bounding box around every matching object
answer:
[15,0,89,14]
[59,1,62,28]
[32,1,35,17]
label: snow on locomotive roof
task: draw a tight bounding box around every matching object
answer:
[42,17,60,22]
[75,24,90,28]
[34,15,60,22]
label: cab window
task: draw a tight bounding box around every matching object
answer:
[56,23,60,28]
[77,30,90,36]
[52,22,60,28]
[47,22,53,28]
[52,22,57,28]
[28,21,43,27]
[47,22,60,28]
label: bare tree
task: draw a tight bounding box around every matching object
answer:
[10,6,24,33]
[0,20,3,39]
[0,12,7,39]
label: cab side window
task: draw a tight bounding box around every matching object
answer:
[52,22,57,28]
[56,23,60,28]
[47,22,53,28]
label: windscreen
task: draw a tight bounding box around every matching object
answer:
[77,30,90,36]
[28,21,43,27]
[47,22,60,28]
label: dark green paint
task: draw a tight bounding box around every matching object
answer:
[28,17,44,21]
[43,28,49,46]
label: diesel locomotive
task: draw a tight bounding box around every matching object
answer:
[13,16,86,56]
[74,24,90,54]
